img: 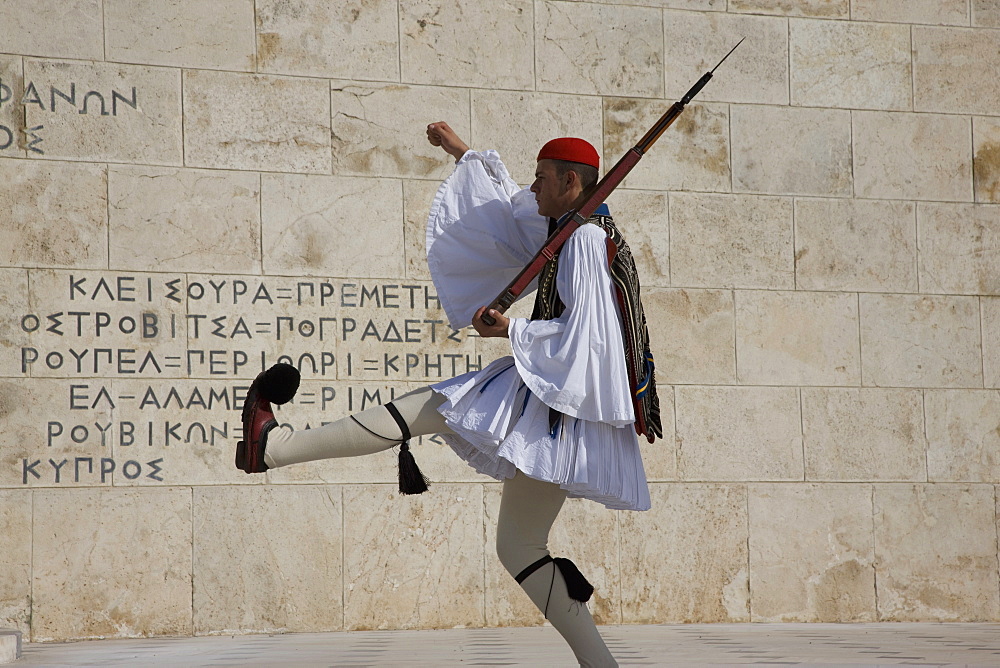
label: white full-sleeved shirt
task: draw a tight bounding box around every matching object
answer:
[427,149,634,427]
[426,149,651,511]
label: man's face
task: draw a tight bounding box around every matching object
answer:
[530,159,573,219]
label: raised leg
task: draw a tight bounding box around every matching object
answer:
[264,385,450,468]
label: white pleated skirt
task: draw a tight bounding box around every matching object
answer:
[432,356,651,511]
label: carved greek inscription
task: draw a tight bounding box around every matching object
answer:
[11,271,480,485]
[1,77,139,153]
[21,81,137,116]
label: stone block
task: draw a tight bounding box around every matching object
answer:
[669,192,794,289]
[257,0,398,80]
[852,0,969,24]
[675,386,802,481]
[860,294,983,388]
[31,487,193,641]
[331,81,470,179]
[985,297,1000,388]
[641,386,678,482]
[602,190,670,287]
[587,0,724,8]
[643,288,735,385]
[914,26,1000,116]
[401,0,533,90]
[0,0,104,61]
[729,0,848,18]
[605,100,729,192]
[23,59,182,165]
[854,111,973,202]
[184,70,330,173]
[0,378,114,488]
[732,105,852,197]
[974,0,1000,26]
[0,491,30,634]
[403,179,440,282]
[926,390,1000,483]
[794,198,917,293]
[801,388,926,481]
[919,202,1000,295]
[0,629,20,663]
[736,290,860,386]
[109,166,261,274]
[974,116,1000,203]
[484,486,620,627]
[749,483,875,622]
[0,268,29,377]
[874,484,1000,621]
[106,0,255,71]
[535,1,663,98]
[0,57,24,158]
[263,381,485,486]
[790,19,911,110]
[0,159,107,269]
[472,90,602,186]
[22,268,189,381]
[620,483,749,622]
[663,10,789,104]
[261,174,403,278]
[193,485,343,634]
[343,483,485,630]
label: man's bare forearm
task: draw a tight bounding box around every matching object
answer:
[426,121,470,162]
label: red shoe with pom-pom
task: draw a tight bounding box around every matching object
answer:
[235,363,300,473]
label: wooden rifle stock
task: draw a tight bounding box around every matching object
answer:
[479,39,743,327]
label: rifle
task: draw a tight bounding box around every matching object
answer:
[480,38,744,326]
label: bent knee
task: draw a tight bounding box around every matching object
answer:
[496,532,548,577]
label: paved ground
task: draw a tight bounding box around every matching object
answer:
[14,623,1000,667]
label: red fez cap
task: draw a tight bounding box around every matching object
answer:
[537,137,599,169]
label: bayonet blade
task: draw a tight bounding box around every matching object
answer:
[711,37,745,73]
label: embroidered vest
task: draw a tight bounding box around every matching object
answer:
[531,206,663,443]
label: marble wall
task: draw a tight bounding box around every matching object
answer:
[1,0,999,643]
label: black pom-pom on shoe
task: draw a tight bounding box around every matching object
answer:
[259,362,300,405]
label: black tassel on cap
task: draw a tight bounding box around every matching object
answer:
[385,402,430,495]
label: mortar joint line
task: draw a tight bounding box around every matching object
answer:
[921,389,929,483]
[252,0,259,74]
[871,483,880,620]
[856,291,864,388]
[190,485,195,633]
[745,482,752,622]
[531,0,537,94]
[786,16,791,109]
[909,24,916,113]
[615,508,623,625]
[994,483,1000,614]
[980,296,987,389]
[482,483,488,628]
[101,0,108,63]
[28,488,35,640]
[798,386,805,482]
[395,0,402,84]
[791,196,797,291]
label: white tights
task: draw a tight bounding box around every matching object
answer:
[263,386,617,667]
